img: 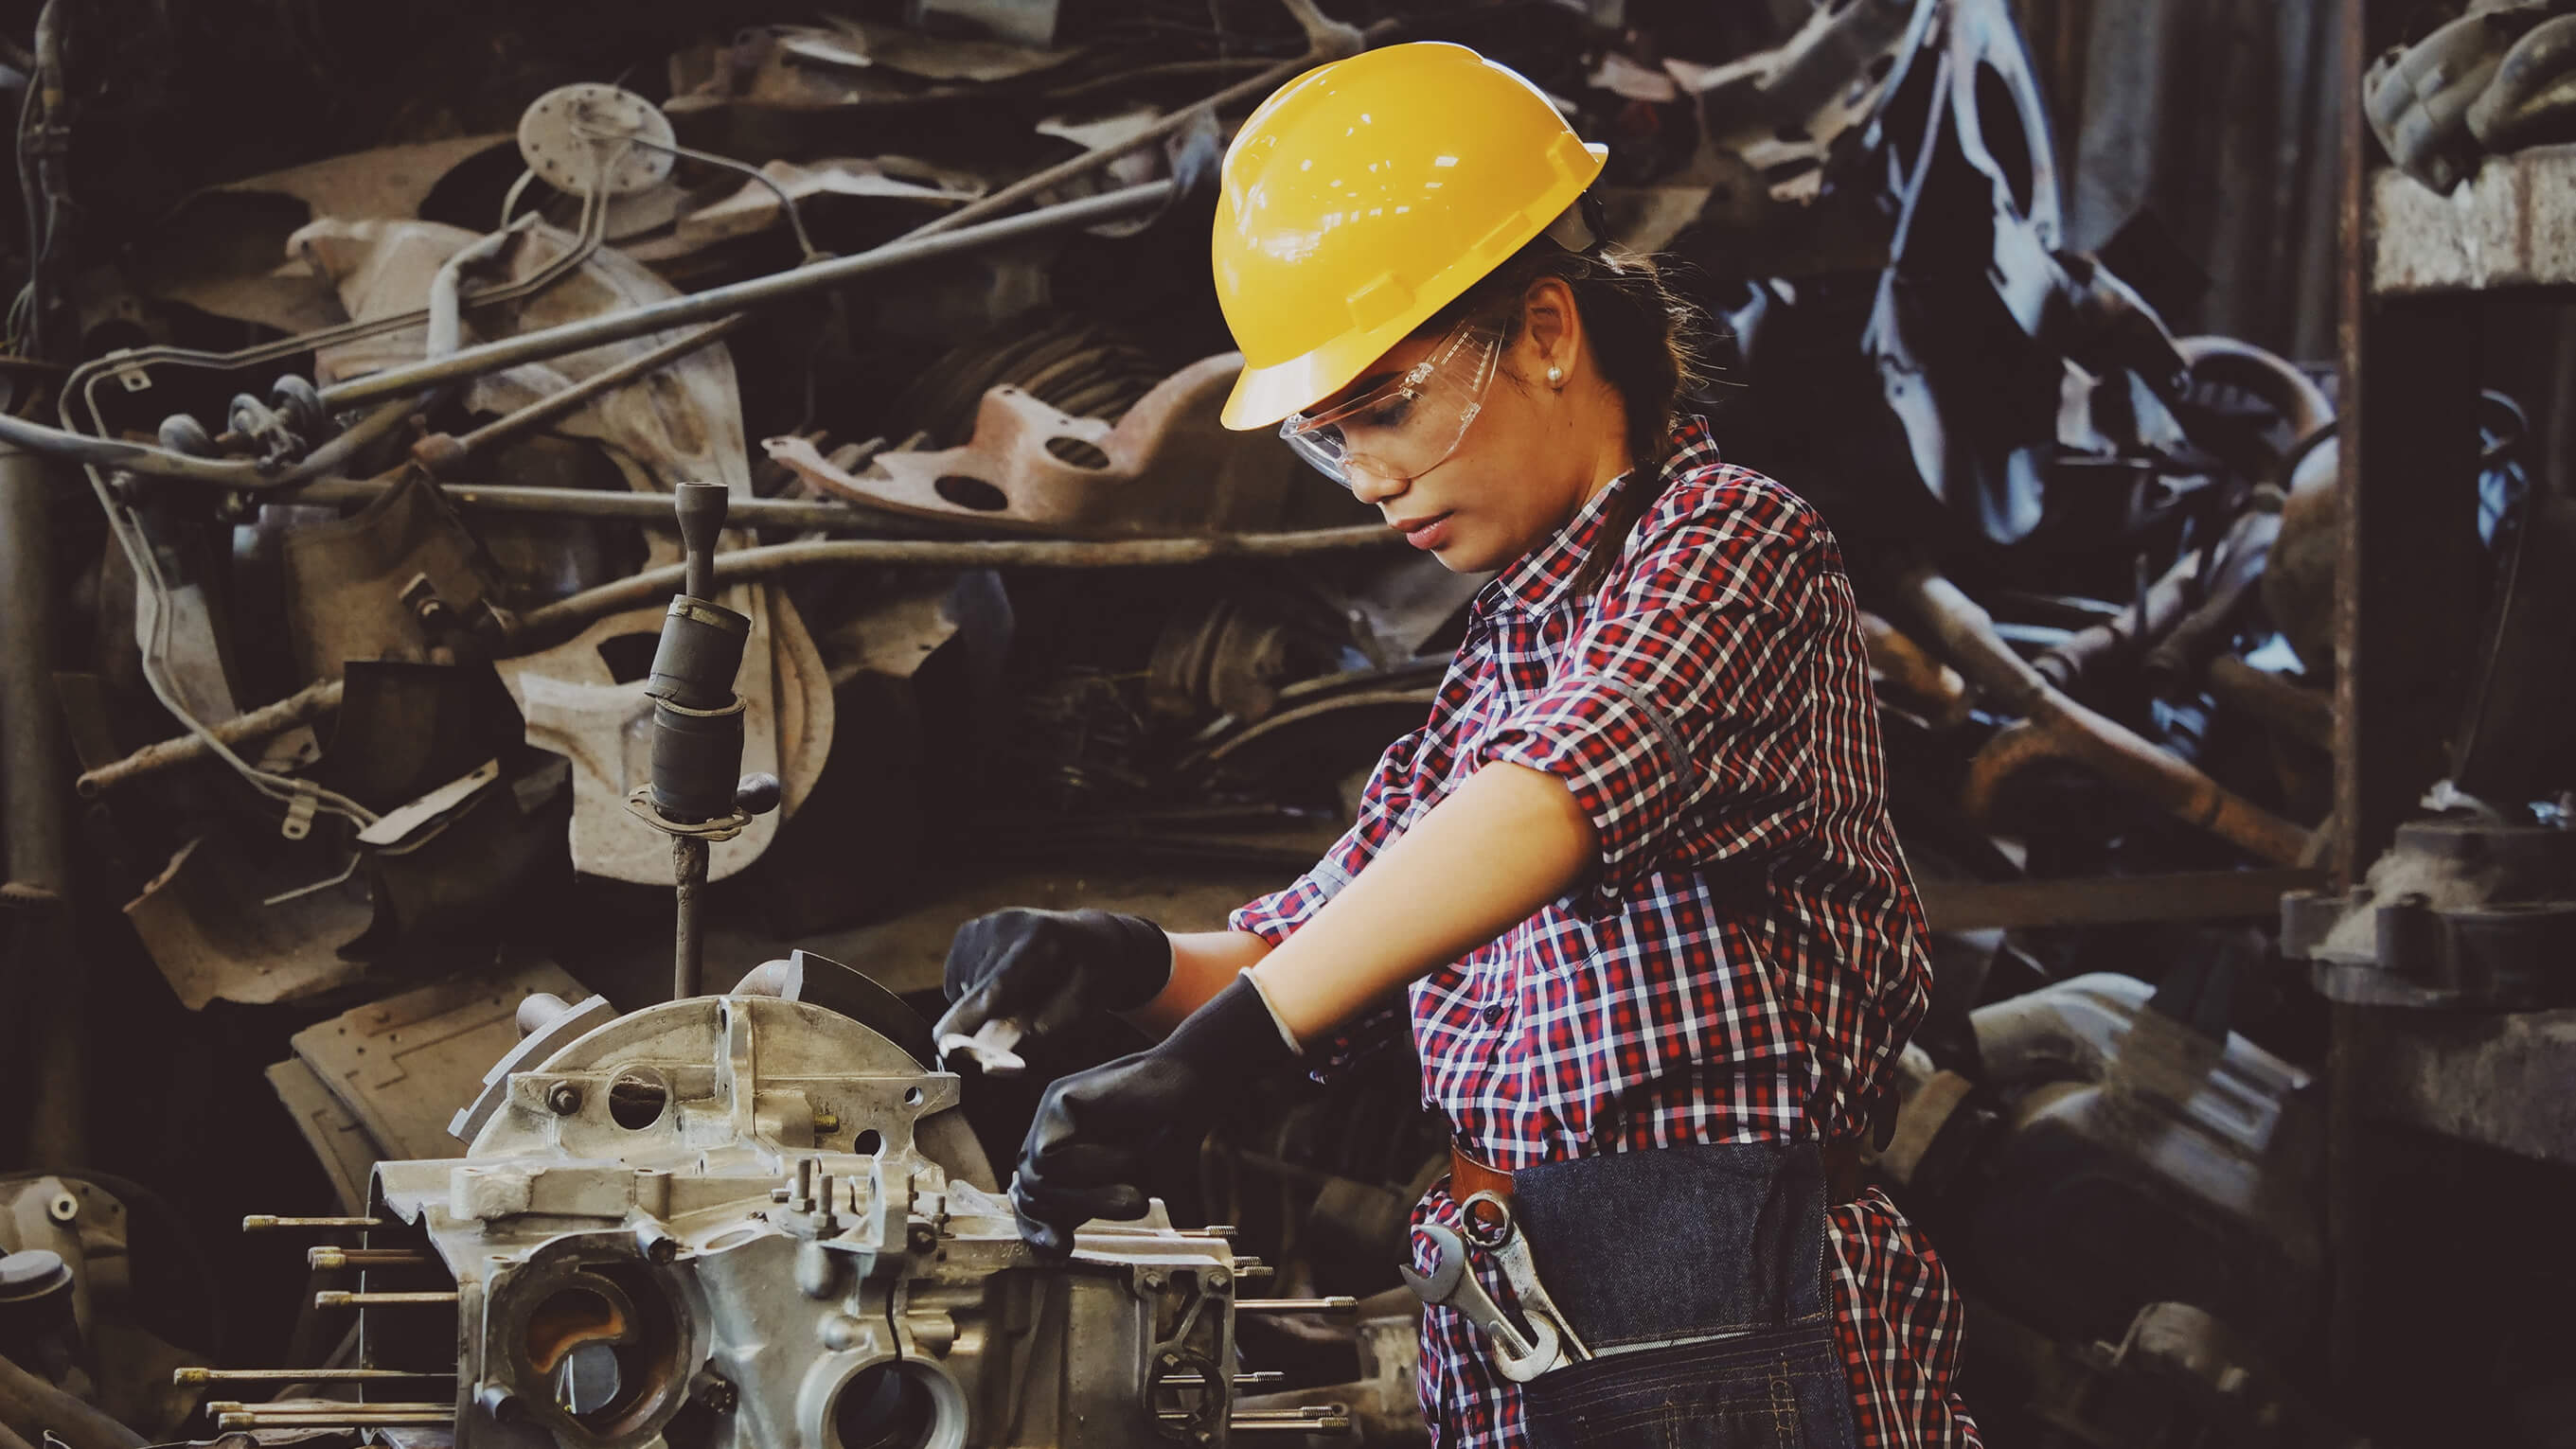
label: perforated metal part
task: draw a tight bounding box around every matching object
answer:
[518,84,677,199]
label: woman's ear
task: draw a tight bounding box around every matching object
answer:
[1521,275,1581,389]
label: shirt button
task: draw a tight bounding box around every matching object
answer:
[1482,1003,1508,1024]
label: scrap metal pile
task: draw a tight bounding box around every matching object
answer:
[0,2,2480,1448]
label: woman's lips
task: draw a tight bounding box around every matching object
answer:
[1396,512,1454,550]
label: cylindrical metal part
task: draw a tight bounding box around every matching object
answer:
[0,444,80,1169]
[515,992,575,1037]
[673,837,708,1001]
[306,1248,430,1270]
[648,698,747,822]
[311,1291,457,1308]
[0,445,66,895]
[0,1250,76,1381]
[644,597,750,712]
[207,1403,453,1416]
[673,483,729,601]
[317,181,1175,412]
[242,1216,382,1230]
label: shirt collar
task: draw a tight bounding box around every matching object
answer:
[1481,415,1721,616]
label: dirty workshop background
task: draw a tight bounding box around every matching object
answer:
[0,0,2568,1446]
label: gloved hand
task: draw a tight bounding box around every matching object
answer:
[1012,975,1299,1258]
[931,908,1172,1060]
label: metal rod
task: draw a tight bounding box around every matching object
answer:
[1235,1298,1359,1314]
[313,1291,456,1308]
[416,316,748,476]
[673,836,707,1001]
[76,677,345,797]
[216,1421,455,1431]
[513,525,1401,643]
[307,1248,430,1270]
[289,475,905,533]
[205,1410,453,1421]
[1162,1371,1284,1387]
[177,1369,455,1386]
[317,180,1176,412]
[243,1215,382,1230]
[1228,1409,1355,1433]
[0,441,82,1168]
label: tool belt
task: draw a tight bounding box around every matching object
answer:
[1449,1136,1870,1218]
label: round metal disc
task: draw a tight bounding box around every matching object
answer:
[517,83,676,198]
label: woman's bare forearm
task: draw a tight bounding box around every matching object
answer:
[1250,761,1593,1042]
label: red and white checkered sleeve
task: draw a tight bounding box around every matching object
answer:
[1479,503,1823,908]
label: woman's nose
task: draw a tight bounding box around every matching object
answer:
[1346,462,1409,506]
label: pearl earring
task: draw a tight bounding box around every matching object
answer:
[1545,364,1564,387]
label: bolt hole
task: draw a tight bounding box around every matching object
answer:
[610,1070,669,1130]
[854,1129,884,1155]
[902,1087,925,1107]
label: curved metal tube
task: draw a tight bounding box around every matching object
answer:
[2175,335,2336,480]
[1896,566,2312,865]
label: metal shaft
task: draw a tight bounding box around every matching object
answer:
[243,1215,382,1230]
[419,316,747,474]
[307,1247,430,1270]
[178,1369,454,1386]
[316,180,1174,412]
[217,1412,454,1429]
[1235,1298,1359,1314]
[0,443,80,1168]
[289,476,901,532]
[313,1291,457,1308]
[674,835,708,1001]
[78,677,345,797]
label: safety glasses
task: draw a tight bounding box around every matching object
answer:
[1279,314,1505,490]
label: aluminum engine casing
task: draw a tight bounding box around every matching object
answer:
[364,994,1243,1449]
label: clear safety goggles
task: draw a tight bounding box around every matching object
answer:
[1279,314,1505,490]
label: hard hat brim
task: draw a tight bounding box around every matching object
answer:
[1217,142,1609,432]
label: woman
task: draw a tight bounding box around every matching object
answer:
[933,42,1980,1449]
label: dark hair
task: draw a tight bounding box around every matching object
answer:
[1418,225,1708,595]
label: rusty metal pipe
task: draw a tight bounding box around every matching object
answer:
[513,524,1404,645]
[1858,610,1969,726]
[74,676,344,798]
[1894,567,2312,865]
[2033,550,2201,692]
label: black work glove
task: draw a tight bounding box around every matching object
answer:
[931,908,1172,1058]
[1011,975,1298,1258]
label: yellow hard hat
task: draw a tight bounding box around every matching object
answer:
[1212,42,1608,431]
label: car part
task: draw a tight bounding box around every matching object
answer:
[217,991,1352,1446]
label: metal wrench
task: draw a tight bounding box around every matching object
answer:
[1460,1191,1594,1364]
[1399,1223,1564,1383]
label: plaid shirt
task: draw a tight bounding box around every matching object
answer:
[1232,420,1980,1448]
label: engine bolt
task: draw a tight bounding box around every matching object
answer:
[696,1377,737,1413]
[45,1193,77,1224]
[546,1083,584,1116]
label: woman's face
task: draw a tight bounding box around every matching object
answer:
[1322,277,1626,574]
